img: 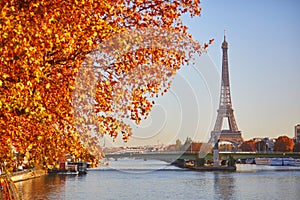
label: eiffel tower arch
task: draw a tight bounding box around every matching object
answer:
[209,34,243,147]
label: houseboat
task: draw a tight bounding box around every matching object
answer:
[255,158,270,165]
[270,158,295,166]
[48,162,87,175]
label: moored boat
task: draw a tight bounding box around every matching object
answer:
[190,165,236,172]
[255,158,270,165]
[270,158,283,166]
[270,158,295,166]
[48,162,87,175]
[283,158,295,166]
[58,163,79,175]
[245,158,255,164]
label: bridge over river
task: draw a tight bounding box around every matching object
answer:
[105,151,300,163]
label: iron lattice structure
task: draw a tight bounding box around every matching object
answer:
[210,35,243,146]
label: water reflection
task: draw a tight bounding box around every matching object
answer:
[15,163,300,200]
[16,175,66,200]
[213,173,235,200]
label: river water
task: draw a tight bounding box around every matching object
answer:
[16,159,300,200]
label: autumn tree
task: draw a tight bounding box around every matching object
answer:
[274,136,294,152]
[240,140,255,152]
[0,0,207,171]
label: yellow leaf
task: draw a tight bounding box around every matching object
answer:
[46,83,50,89]
[16,82,24,90]
[27,81,32,86]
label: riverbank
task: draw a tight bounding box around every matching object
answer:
[10,169,46,183]
[1,169,46,200]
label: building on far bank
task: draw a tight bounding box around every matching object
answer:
[252,137,275,152]
[186,142,202,154]
[263,137,275,152]
[295,124,300,143]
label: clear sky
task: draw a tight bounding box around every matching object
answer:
[104,0,300,147]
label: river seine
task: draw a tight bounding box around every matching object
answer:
[16,159,300,200]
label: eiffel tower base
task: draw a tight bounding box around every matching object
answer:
[210,131,243,147]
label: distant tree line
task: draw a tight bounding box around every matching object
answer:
[169,135,300,153]
[241,135,300,152]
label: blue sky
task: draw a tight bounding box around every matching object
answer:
[184,0,300,140]
[105,0,300,147]
[190,0,300,139]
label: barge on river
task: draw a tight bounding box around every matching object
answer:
[48,162,88,175]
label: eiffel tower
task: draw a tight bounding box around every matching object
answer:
[210,34,243,146]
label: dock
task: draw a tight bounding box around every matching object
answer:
[187,165,236,172]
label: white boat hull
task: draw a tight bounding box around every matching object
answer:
[270,158,295,166]
[255,158,270,165]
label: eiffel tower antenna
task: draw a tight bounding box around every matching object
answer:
[209,33,243,147]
